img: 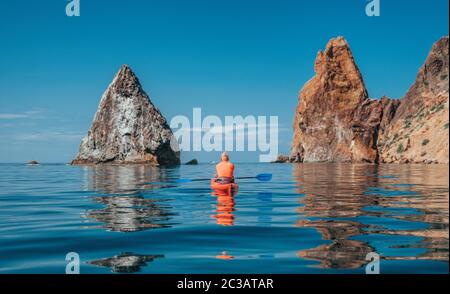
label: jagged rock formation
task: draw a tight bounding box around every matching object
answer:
[378,96,402,138]
[72,65,180,165]
[379,36,449,163]
[290,36,448,164]
[291,37,388,163]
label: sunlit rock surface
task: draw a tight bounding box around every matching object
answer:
[72,65,180,165]
[291,37,385,163]
[379,36,449,163]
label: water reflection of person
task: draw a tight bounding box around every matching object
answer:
[216,251,234,260]
[212,189,236,226]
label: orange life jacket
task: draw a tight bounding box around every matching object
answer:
[216,161,234,179]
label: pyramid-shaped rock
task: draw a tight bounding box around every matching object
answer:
[72,65,180,165]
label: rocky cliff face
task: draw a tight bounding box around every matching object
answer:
[72,65,180,165]
[290,36,448,164]
[379,37,449,163]
[291,37,385,163]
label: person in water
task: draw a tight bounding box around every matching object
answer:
[215,152,235,184]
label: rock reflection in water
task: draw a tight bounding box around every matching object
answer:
[294,164,449,268]
[297,220,374,268]
[89,252,164,273]
[82,165,176,232]
[82,165,171,194]
[366,165,449,262]
[86,196,173,232]
[294,164,378,269]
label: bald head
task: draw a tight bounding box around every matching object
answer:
[221,152,229,162]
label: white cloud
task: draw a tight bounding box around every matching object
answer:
[0,113,28,119]
[0,109,46,120]
[177,124,290,135]
[13,131,84,142]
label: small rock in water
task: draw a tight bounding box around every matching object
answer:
[185,159,198,165]
[28,160,39,165]
[271,155,290,163]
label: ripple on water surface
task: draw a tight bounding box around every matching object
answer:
[0,163,448,273]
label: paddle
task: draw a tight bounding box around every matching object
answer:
[175,173,272,183]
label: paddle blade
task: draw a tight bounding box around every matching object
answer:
[255,173,272,182]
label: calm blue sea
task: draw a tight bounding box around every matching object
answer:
[0,163,448,274]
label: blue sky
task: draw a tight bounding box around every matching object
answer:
[0,0,448,163]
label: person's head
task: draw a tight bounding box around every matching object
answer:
[221,152,230,162]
